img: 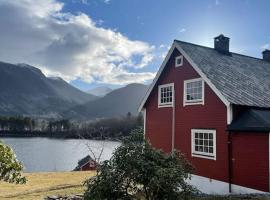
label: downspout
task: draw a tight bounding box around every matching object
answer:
[143,109,146,140]
[227,104,233,193]
[228,131,232,193]
[172,87,175,152]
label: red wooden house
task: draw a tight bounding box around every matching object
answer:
[74,155,97,171]
[139,34,270,194]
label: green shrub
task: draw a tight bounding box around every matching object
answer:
[84,128,196,200]
[0,140,26,184]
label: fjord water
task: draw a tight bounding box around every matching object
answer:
[1,137,120,172]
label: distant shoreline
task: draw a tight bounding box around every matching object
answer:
[0,131,119,141]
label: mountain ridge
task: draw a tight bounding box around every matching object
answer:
[0,61,97,117]
[63,83,148,120]
[87,86,113,97]
[0,61,148,119]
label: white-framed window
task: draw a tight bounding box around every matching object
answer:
[183,78,204,106]
[175,55,183,67]
[191,129,216,160]
[158,83,174,108]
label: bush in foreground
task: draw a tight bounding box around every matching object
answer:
[0,140,26,184]
[84,128,196,200]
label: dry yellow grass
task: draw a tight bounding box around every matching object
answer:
[0,171,96,200]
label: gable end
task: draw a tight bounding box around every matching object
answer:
[138,41,230,112]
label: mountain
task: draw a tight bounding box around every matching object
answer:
[63,83,148,120]
[0,62,98,117]
[87,86,113,97]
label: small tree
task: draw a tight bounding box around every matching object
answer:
[0,141,26,184]
[84,128,196,200]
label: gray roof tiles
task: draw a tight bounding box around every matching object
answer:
[175,40,270,108]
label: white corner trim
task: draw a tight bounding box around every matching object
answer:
[158,83,174,108]
[187,174,266,194]
[175,43,230,107]
[227,104,233,125]
[175,55,183,67]
[183,78,205,106]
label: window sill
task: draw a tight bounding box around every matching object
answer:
[158,104,173,108]
[176,64,183,67]
[192,153,216,160]
[184,101,204,106]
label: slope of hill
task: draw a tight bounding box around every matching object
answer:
[63,83,148,120]
[0,62,97,117]
[87,86,113,97]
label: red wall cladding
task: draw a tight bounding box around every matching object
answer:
[145,48,229,182]
[231,132,269,192]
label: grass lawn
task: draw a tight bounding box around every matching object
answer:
[1,171,270,200]
[0,171,95,200]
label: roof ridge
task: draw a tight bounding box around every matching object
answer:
[174,39,269,63]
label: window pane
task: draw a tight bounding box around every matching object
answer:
[185,80,203,102]
[193,130,215,157]
[159,85,173,105]
[198,146,203,152]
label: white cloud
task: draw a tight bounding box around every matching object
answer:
[179,28,186,33]
[75,0,110,4]
[0,0,155,84]
[159,44,165,48]
[262,44,270,49]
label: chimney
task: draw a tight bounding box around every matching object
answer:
[214,34,230,54]
[262,49,270,62]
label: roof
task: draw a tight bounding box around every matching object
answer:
[227,108,270,132]
[73,155,95,171]
[78,155,94,166]
[139,40,270,111]
[175,40,270,108]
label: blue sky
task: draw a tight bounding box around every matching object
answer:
[0,0,269,91]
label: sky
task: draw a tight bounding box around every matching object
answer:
[0,0,269,91]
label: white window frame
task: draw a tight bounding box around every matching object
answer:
[183,78,204,106]
[158,83,174,108]
[191,129,216,160]
[175,55,183,67]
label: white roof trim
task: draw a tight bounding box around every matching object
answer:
[138,41,230,112]
[174,42,230,107]
[138,42,177,111]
